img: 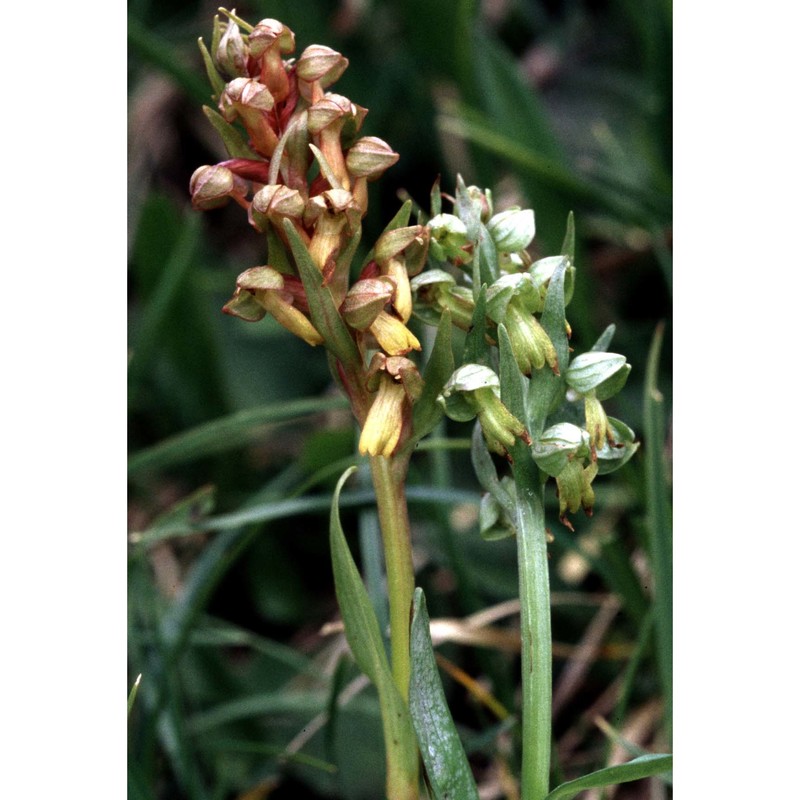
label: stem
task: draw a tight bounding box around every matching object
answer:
[513,472,552,800]
[369,453,415,703]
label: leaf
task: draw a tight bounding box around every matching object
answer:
[410,309,455,446]
[544,754,673,800]
[643,321,672,737]
[590,323,617,353]
[329,468,419,799]
[128,674,142,718]
[560,211,576,262]
[282,219,361,369]
[527,257,568,435]
[201,105,260,160]
[197,37,225,100]
[462,285,489,366]
[470,423,515,519]
[476,223,499,286]
[127,396,350,475]
[409,588,480,800]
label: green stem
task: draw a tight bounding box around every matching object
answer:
[513,471,552,800]
[369,454,415,704]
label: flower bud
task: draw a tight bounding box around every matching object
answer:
[411,270,475,330]
[248,19,295,102]
[486,207,535,253]
[358,353,423,457]
[250,184,306,231]
[486,274,558,375]
[346,136,399,179]
[220,77,275,119]
[220,78,278,156]
[565,352,630,398]
[189,165,247,210]
[465,185,493,222]
[555,460,599,529]
[530,255,575,306]
[224,266,323,346]
[341,277,395,330]
[216,18,248,77]
[427,214,472,264]
[368,311,421,355]
[438,364,531,459]
[296,45,349,102]
[248,18,295,58]
[531,423,590,478]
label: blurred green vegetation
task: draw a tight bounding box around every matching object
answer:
[128,1,672,798]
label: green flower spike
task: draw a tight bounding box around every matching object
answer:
[438,364,531,460]
[486,273,559,375]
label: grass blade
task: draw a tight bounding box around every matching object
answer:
[544,754,673,800]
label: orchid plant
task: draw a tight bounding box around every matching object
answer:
[187,10,671,800]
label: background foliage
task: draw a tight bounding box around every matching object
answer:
[128,1,672,798]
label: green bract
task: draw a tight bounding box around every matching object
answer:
[595,417,639,475]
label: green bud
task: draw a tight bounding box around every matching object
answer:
[427,213,472,263]
[486,275,558,374]
[565,352,629,396]
[529,255,574,306]
[486,207,535,253]
[583,392,610,452]
[531,422,590,478]
[465,185,493,222]
[438,365,530,458]
[556,460,598,529]
[216,18,248,77]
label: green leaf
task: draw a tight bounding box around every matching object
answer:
[409,588,480,800]
[410,309,455,446]
[128,674,142,718]
[544,754,673,800]
[590,323,617,353]
[470,423,516,519]
[329,468,419,798]
[197,37,225,100]
[128,396,350,475]
[528,257,568,435]
[201,105,260,160]
[644,322,672,739]
[462,285,489,366]
[560,211,576,262]
[282,219,361,369]
[476,223,500,286]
